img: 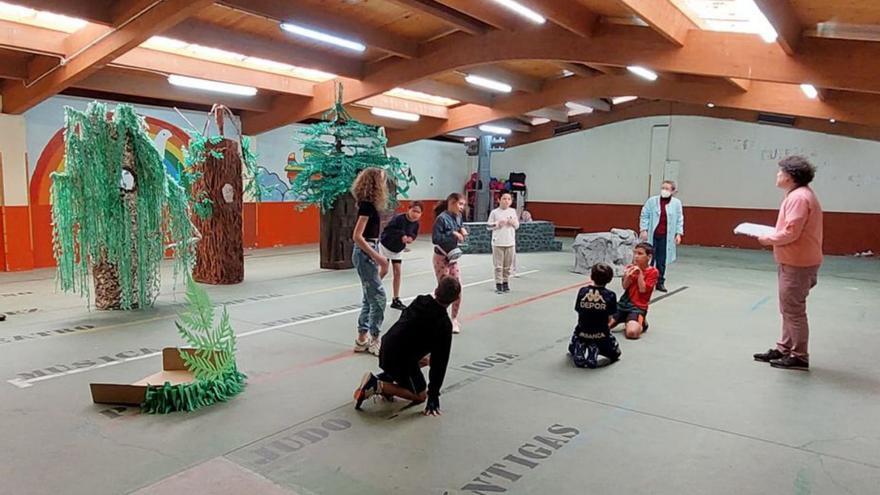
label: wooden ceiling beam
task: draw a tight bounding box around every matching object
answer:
[1,0,213,114]
[614,0,697,46]
[752,0,803,55]
[383,0,489,35]
[385,74,880,145]
[466,66,544,93]
[404,80,496,106]
[8,0,115,24]
[557,62,599,78]
[525,107,568,123]
[218,0,420,59]
[76,68,277,112]
[163,19,363,79]
[355,95,449,119]
[530,0,598,37]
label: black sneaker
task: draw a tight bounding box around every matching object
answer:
[353,372,378,410]
[753,349,785,362]
[495,284,503,294]
[390,298,407,310]
[585,344,600,369]
[0,314,5,322]
[502,282,510,292]
[770,355,809,370]
[656,283,668,293]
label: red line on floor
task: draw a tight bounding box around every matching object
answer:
[462,281,585,323]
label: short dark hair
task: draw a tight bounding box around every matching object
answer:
[779,156,816,186]
[435,276,462,306]
[635,242,654,257]
[500,191,512,198]
[590,263,613,286]
[409,201,423,211]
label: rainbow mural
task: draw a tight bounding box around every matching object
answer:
[30,116,190,205]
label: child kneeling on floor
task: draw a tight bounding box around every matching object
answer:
[353,276,462,416]
[569,263,621,368]
[611,242,659,340]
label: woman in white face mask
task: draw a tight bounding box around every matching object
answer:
[639,180,684,292]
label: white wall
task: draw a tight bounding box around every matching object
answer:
[389,139,468,200]
[492,115,880,213]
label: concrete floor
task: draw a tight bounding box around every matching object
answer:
[1,241,878,495]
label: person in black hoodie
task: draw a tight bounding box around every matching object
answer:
[353,276,462,416]
[379,201,423,310]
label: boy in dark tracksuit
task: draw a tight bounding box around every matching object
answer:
[569,263,621,368]
[354,277,462,416]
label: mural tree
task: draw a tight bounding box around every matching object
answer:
[290,84,416,269]
[51,102,195,310]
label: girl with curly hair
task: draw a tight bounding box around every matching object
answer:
[351,167,390,355]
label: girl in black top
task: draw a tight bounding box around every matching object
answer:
[380,202,423,310]
[351,167,389,356]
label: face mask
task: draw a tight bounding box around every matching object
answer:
[660,189,672,198]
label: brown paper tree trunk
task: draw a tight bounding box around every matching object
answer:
[320,194,356,269]
[193,138,244,284]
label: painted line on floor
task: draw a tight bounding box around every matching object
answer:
[6,263,479,342]
[7,270,539,389]
[649,285,689,304]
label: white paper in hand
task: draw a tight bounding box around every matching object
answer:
[734,223,776,238]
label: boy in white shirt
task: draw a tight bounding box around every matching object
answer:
[488,192,520,294]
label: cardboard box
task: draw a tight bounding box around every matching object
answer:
[90,348,196,406]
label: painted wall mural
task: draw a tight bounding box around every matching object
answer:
[30,116,190,205]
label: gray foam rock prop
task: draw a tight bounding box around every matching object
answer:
[572,228,637,276]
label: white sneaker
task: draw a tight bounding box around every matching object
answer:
[452,319,461,334]
[354,334,369,353]
[368,336,381,356]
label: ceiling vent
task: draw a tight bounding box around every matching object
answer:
[553,122,582,136]
[757,113,796,127]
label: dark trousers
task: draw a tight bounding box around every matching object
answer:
[652,234,667,285]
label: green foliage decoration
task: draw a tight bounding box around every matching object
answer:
[142,279,245,413]
[51,102,195,310]
[290,85,417,212]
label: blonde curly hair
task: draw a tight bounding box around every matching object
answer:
[351,167,388,209]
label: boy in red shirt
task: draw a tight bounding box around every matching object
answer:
[611,242,659,340]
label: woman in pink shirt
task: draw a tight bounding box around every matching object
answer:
[754,156,823,370]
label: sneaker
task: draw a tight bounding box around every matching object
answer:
[353,334,369,353]
[770,355,809,370]
[390,298,407,310]
[585,344,600,369]
[754,349,785,362]
[452,319,461,334]
[353,372,378,410]
[656,283,668,293]
[0,314,5,322]
[495,284,503,294]
[368,336,381,356]
[502,282,510,292]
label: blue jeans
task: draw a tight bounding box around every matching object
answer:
[353,244,386,337]
[652,234,667,285]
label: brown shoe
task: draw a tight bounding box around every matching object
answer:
[754,349,785,362]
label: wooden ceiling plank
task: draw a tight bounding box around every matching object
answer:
[163,19,363,79]
[434,0,532,31]
[9,0,113,24]
[557,62,599,78]
[615,0,697,46]
[383,0,488,35]
[752,0,803,55]
[356,94,449,119]
[218,0,419,59]
[404,79,496,106]
[1,0,214,114]
[467,66,544,93]
[530,0,598,37]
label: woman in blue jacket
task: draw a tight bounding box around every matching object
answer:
[639,180,684,292]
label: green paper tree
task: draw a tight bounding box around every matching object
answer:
[290,85,417,212]
[51,102,195,310]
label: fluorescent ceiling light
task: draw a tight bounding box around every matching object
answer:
[530,117,551,126]
[829,118,836,124]
[612,96,638,105]
[627,65,658,81]
[370,107,420,122]
[479,124,512,135]
[465,74,513,93]
[707,102,715,108]
[560,69,575,78]
[490,0,546,24]
[168,75,257,96]
[0,1,87,32]
[280,22,366,52]
[565,101,594,116]
[464,137,478,143]
[800,83,818,99]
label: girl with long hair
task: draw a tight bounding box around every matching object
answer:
[351,167,390,355]
[432,192,467,333]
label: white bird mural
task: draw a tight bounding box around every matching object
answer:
[151,128,176,177]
